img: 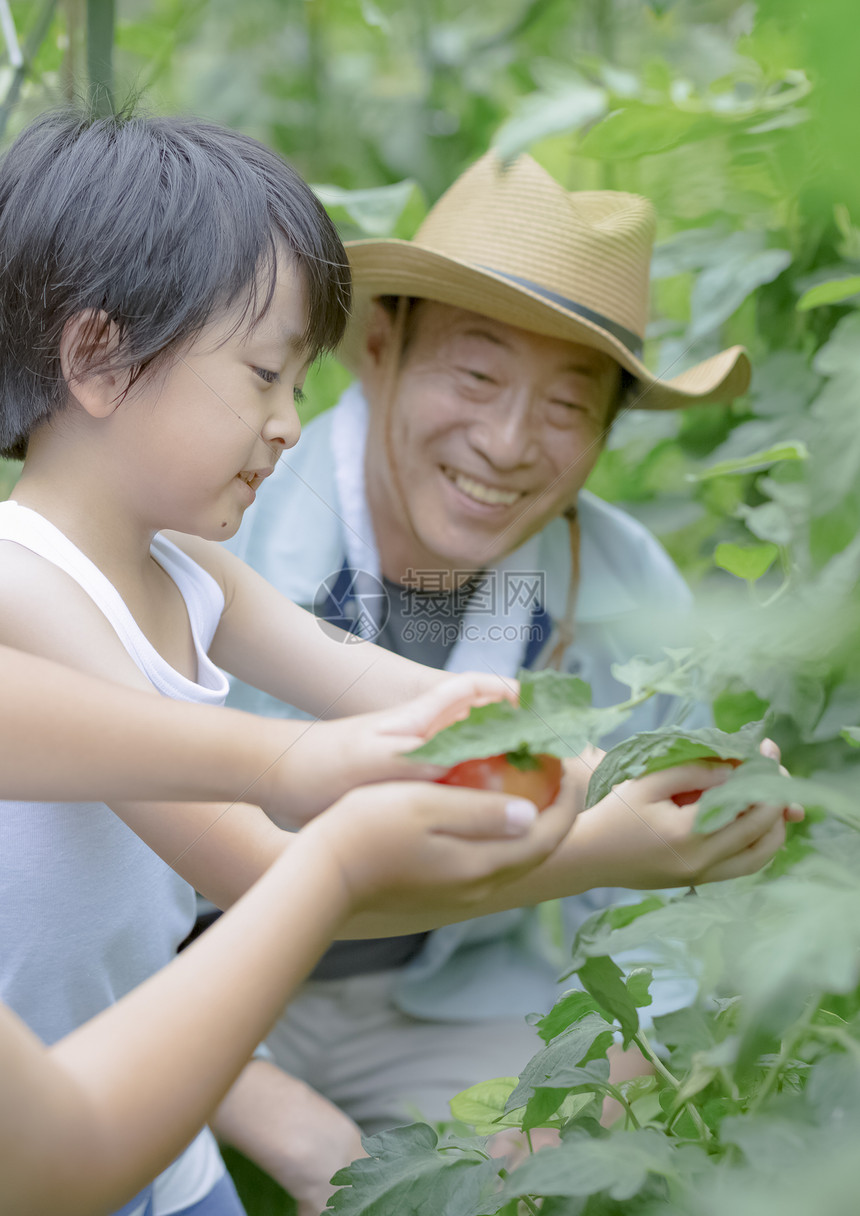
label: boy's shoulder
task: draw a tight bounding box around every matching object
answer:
[0,533,149,687]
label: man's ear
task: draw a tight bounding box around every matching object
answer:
[59,310,129,419]
[362,300,395,372]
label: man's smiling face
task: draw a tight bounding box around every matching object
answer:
[362,301,620,580]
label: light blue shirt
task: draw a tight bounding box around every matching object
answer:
[226,404,701,1021]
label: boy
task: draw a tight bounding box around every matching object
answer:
[0,109,788,1216]
[0,645,565,1216]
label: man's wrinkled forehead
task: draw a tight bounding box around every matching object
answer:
[409,300,619,381]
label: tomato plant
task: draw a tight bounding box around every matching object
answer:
[436,750,563,811]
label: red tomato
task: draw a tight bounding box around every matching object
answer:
[670,757,743,807]
[437,753,563,811]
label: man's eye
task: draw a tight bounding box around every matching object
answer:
[457,367,495,384]
[253,367,281,385]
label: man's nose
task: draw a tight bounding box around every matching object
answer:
[469,397,539,469]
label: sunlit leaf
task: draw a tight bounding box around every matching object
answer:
[713,541,779,582]
[797,275,860,310]
[690,441,808,481]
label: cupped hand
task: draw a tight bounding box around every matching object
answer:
[299,775,579,920]
[574,760,788,889]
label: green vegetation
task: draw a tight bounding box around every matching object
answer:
[2,1,859,1212]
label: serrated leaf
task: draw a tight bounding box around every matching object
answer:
[498,1130,676,1202]
[407,670,625,766]
[578,956,640,1046]
[797,275,860,310]
[714,541,780,583]
[507,1016,614,1111]
[585,723,765,809]
[326,1123,499,1215]
[690,441,808,481]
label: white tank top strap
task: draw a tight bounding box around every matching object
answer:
[0,500,228,703]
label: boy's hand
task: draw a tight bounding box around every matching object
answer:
[574,760,789,889]
[258,675,519,827]
[298,776,578,919]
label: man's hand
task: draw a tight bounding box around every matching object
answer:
[573,761,790,889]
[212,1060,365,1216]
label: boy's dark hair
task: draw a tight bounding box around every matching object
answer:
[0,108,351,460]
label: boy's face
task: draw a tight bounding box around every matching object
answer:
[362,302,620,578]
[120,257,310,539]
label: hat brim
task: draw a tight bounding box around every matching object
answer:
[338,239,750,410]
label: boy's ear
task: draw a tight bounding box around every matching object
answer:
[60,310,129,418]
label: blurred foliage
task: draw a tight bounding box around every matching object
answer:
[1,1,860,1214]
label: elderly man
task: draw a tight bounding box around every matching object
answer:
[215,150,752,1197]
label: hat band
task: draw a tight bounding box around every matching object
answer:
[481,266,644,358]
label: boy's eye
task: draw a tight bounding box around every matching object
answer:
[253,366,280,385]
[293,386,306,406]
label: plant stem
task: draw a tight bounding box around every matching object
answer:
[634,1030,711,1141]
[747,998,819,1117]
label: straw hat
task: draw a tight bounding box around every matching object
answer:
[339,150,750,409]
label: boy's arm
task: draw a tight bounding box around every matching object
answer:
[0,779,565,1216]
[0,818,350,1216]
[171,533,448,716]
[0,644,336,807]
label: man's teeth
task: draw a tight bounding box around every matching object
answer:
[452,471,519,506]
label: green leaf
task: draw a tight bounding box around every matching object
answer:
[689,240,792,338]
[713,689,770,732]
[407,670,626,766]
[578,956,640,1046]
[578,103,702,159]
[448,1078,521,1135]
[326,1123,500,1215]
[610,652,694,700]
[533,991,608,1044]
[520,1086,587,1132]
[690,441,808,481]
[494,79,607,162]
[507,1015,614,1111]
[842,727,860,748]
[713,541,780,583]
[498,1129,677,1202]
[312,179,425,238]
[797,275,860,310]
[585,723,764,809]
[626,968,654,1009]
[693,759,790,832]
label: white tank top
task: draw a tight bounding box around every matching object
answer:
[0,501,231,1215]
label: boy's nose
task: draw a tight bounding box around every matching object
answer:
[263,402,301,451]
